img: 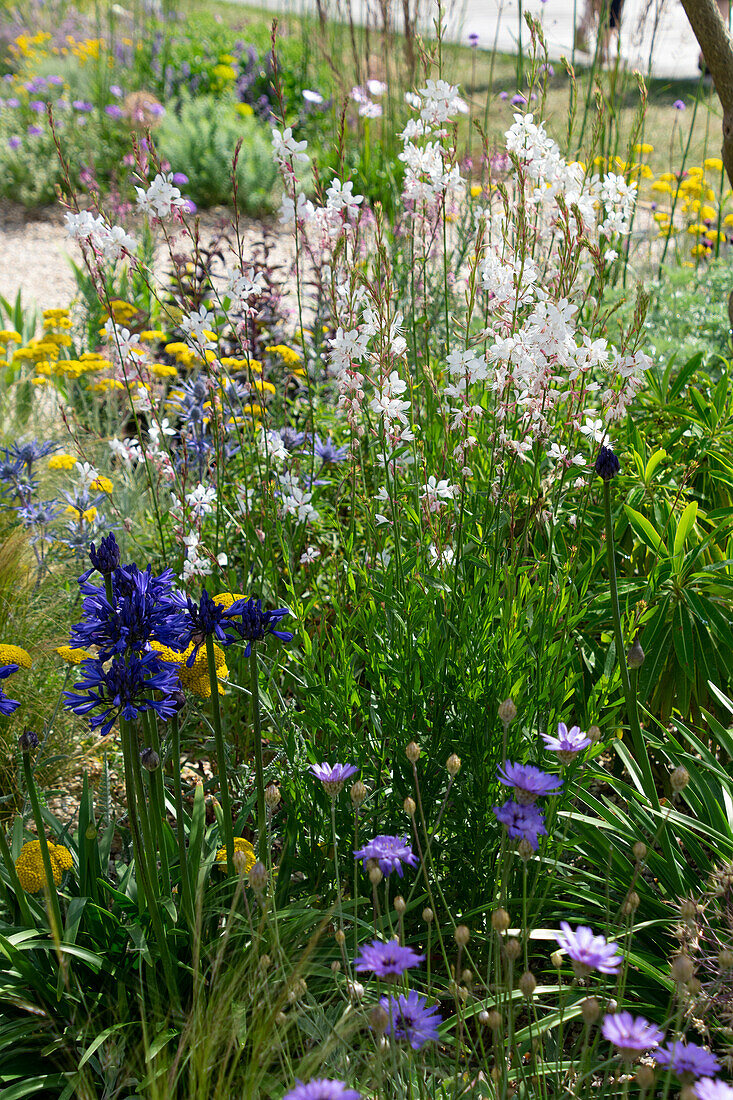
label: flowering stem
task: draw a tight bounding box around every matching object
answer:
[141,710,171,897]
[206,633,235,872]
[250,646,267,864]
[170,714,194,924]
[21,749,63,944]
[329,798,344,932]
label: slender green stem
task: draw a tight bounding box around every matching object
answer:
[206,634,235,871]
[250,647,267,863]
[170,714,193,923]
[142,710,171,896]
[22,750,63,942]
[0,820,34,925]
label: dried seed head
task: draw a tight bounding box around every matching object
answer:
[671,766,690,794]
[335,928,346,945]
[587,724,602,742]
[458,985,469,1002]
[636,1065,655,1090]
[519,970,536,997]
[680,899,697,922]
[406,741,420,763]
[498,698,517,726]
[485,1009,502,1030]
[670,954,694,982]
[331,960,341,973]
[265,784,281,810]
[581,996,600,1024]
[259,954,271,971]
[688,978,702,996]
[626,639,645,669]
[633,841,648,862]
[394,895,406,915]
[454,924,470,947]
[248,861,267,893]
[551,951,563,969]
[350,781,367,806]
[403,796,416,817]
[422,907,434,924]
[446,753,461,777]
[369,1004,389,1033]
[623,891,641,914]
[719,949,733,970]
[504,937,521,961]
[369,866,383,886]
[275,1011,287,1025]
[517,838,534,862]
[491,908,511,933]
[461,968,472,983]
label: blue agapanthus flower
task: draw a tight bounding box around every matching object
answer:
[228,597,294,658]
[174,589,248,664]
[63,651,181,736]
[0,663,20,715]
[88,532,121,576]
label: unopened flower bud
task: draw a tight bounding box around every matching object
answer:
[406,741,420,763]
[517,838,534,861]
[369,866,383,886]
[423,907,434,924]
[369,1004,389,1033]
[455,924,470,946]
[232,849,249,874]
[670,954,694,982]
[348,981,365,1000]
[633,841,647,862]
[519,970,536,997]
[581,996,600,1024]
[394,895,406,915]
[626,639,645,669]
[551,951,563,968]
[259,953,271,971]
[636,1064,655,1090]
[485,1009,502,1030]
[688,978,702,996]
[265,784,280,809]
[719,948,733,970]
[681,1086,698,1100]
[623,891,640,914]
[504,937,521,961]
[595,444,621,481]
[331,960,341,973]
[275,1011,287,1025]
[18,730,39,753]
[446,753,461,776]
[462,968,472,983]
[335,928,345,945]
[403,796,416,817]
[140,747,160,772]
[248,861,267,893]
[587,724,602,742]
[498,698,517,726]
[492,908,511,933]
[671,766,690,794]
[350,781,367,806]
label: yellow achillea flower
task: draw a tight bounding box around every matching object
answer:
[92,379,124,393]
[705,157,724,172]
[56,645,93,665]
[213,592,248,610]
[215,836,256,872]
[91,476,113,494]
[48,454,77,470]
[252,379,276,396]
[0,644,32,669]
[633,142,654,155]
[15,839,73,893]
[0,330,21,344]
[220,356,262,373]
[265,345,302,367]
[150,363,178,379]
[149,640,229,698]
[140,330,166,342]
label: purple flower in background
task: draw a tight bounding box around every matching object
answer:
[309,761,358,797]
[673,99,686,110]
[354,835,418,877]
[378,990,441,1049]
[284,1080,360,1100]
[105,104,123,118]
[541,722,591,763]
[182,199,197,214]
[499,91,509,100]
[172,171,189,185]
[468,31,480,45]
[602,1012,664,1061]
[554,922,622,977]
[354,939,425,978]
[511,93,527,106]
[72,100,93,112]
[29,100,46,113]
[149,102,165,117]
[313,434,348,464]
[540,62,555,75]
[6,98,20,108]
[655,1043,721,1081]
[7,136,20,149]
[497,761,562,803]
[493,800,547,849]
[696,1081,733,1100]
[110,84,123,97]
[27,125,42,136]
[47,75,64,86]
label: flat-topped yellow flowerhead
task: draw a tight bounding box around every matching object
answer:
[215,836,256,873]
[15,839,74,892]
[149,640,228,698]
[0,644,31,669]
[56,645,93,666]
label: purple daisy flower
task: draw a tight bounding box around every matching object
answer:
[309,761,358,797]
[7,136,20,149]
[554,922,622,977]
[379,989,441,1049]
[354,835,418,878]
[656,1042,721,1081]
[497,761,563,804]
[511,93,527,106]
[602,1012,664,1061]
[284,1081,360,1100]
[493,800,547,850]
[673,99,686,111]
[354,939,424,978]
[105,104,123,118]
[27,125,42,136]
[696,1081,733,1100]
[541,722,591,763]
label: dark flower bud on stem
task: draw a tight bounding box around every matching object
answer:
[18,730,39,753]
[89,532,121,575]
[595,445,621,481]
[140,747,160,771]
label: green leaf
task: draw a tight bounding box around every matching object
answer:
[644,448,667,482]
[673,501,698,562]
[623,505,668,555]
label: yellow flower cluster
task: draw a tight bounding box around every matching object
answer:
[92,378,124,393]
[642,157,730,256]
[140,330,167,343]
[265,345,302,368]
[0,644,32,669]
[0,330,22,346]
[56,645,93,665]
[213,592,248,610]
[43,308,72,331]
[65,504,98,523]
[164,341,217,369]
[9,31,51,60]
[15,839,73,893]
[215,836,256,872]
[105,300,138,324]
[220,356,262,374]
[149,640,229,698]
[48,454,77,470]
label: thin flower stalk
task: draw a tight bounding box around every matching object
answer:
[206,633,235,871]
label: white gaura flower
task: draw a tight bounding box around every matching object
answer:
[185,483,217,518]
[271,127,309,169]
[135,173,187,220]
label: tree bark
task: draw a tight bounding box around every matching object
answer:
[679,0,733,188]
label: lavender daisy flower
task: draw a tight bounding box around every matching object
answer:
[655,1042,721,1081]
[541,722,591,763]
[696,1080,733,1099]
[310,761,358,797]
[493,800,547,850]
[105,104,123,118]
[355,939,425,978]
[378,990,441,1049]
[511,93,527,106]
[7,136,20,149]
[284,1081,360,1100]
[602,1012,664,1061]
[554,922,622,977]
[354,835,418,877]
[0,664,21,715]
[497,761,563,804]
[27,126,43,136]
[673,99,686,111]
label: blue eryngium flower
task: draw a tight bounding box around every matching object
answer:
[0,663,20,715]
[89,532,121,575]
[595,445,620,481]
[228,597,294,658]
[63,652,181,736]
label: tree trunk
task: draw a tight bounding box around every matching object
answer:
[679,0,733,187]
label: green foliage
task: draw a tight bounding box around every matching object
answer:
[155,94,279,213]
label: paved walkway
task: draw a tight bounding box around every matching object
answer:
[238,0,707,80]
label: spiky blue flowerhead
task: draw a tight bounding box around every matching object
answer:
[228,597,294,658]
[63,651,181,737]
[378,990,441,1049]
[354,835,418,878]
[354,939,425,978]
[312,434,348,464]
